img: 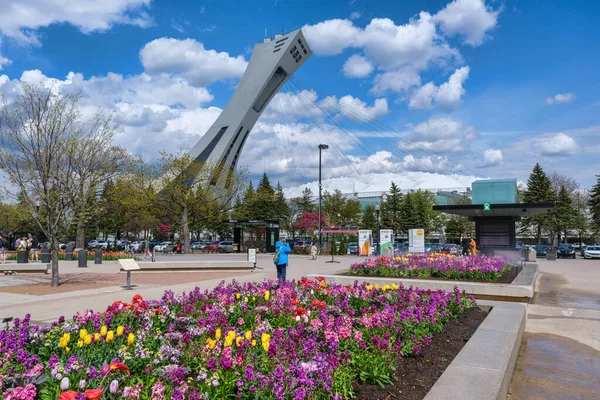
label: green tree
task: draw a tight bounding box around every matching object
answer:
[361,205,377,231]
[297,187,315,214]
[381,182,403,233]
[552,185,575,244]
[399,192,416,237]
[588,175,600,236]
[523,163,555,244]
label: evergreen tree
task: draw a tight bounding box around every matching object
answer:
[381,182,403,233]
[523,163,555,244]
[341,198,362,226]
[361,205,377,231]
[323,189,346,226]
[338,236,346,255]
[552,185,574,243]
[399,192,416,237]
[253,173,277,220]
[236,182,255,219]
[297,187,315,214]
[588,175,600,235]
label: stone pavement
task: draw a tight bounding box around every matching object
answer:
[508,258,600,399]
[0,253,354,323]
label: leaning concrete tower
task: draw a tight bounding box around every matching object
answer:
[188,29,312,173]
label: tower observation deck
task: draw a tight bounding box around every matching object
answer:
[188,29,312,174]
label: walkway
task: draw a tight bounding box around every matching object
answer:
[508,258,600,399]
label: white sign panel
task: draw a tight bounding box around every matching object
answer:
[247,248,257,263]
[358,230,372,257]
[408,229,425,253]
[379,229,393,256]
[118,259,140,271]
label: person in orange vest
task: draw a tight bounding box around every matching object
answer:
[469,237,477,255]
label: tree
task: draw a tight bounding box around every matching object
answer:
[552,185,575,244]
[588,175,600,236]
[398,192,416,237]
[381,182,402,233]
[323,189,362,226]
[0,84,108,286]
[292,211,324,237]
[297,187,315,214]
[523,163,555,244]
[361,205,377,231]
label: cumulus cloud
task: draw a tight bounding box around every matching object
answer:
[349,12,361,20]
[409,66,470,109]
[140,38,248,86]
[371,68,421,95]
[479,149,503,167]
[399,116,478,153]
[536,133,578,157]
[433,0,500,46]
[301,19,362,55]
[545,93,576,105]
[0,0,152,45]
[401,154,462,173]
[343,54,373,78]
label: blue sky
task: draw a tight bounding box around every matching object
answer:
[1,0,599,195]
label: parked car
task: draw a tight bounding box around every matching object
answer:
[153,241,172,252]
[557,244,576,259]
[394,242,409,254]
[583,245,600,259]
[442,243,460,255]
[515,241,524,250]
[535,245,550,257]
[218,241,234,253]
[572,242,585,249]
[346,242,358,255]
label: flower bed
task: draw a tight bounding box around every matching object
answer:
[349,254,513,282]
[0,278,475,399]
[4,251,138,262]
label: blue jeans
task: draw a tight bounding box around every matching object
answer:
[276,264,287,281]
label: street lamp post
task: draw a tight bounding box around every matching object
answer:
[375,204,380,256]
[318,144,329,250]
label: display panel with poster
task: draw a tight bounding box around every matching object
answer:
[358,230,372,256]
[379,229,393,256]
[408,228,425,253]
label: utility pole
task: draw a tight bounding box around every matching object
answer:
[318,144,329,249]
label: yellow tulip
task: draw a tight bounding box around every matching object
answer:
[264,290,270,301]
[236,293,241,299]
[244,297,248,303]
[59,337,66,348]
[261,333,270,343]
[215,328,222,340]
[252,296,256,301]
[206,338,216,349]
[365,284,372,291]
[227,330,236,339]
[224,336,234,347]
[65,333,70,343]
[245,330,252,341]
[375,284,379,290]
[392,283,399,290]
[65,347,70,354]
[127,333,135,346]
[100,326,108,336]
[116,326,124,337]
[121,345,127,353]
[262,339,270,352]
[79,329,88,340]
[77,340,84,348]
[94,333,100,341]
[382,284,390,292]
[84,334,92,345]
[236,336,244,347]
[106,330,114,343]
[251,340,256,347]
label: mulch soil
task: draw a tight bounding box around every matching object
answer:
[345,266,522,284]
[353,306,489,400]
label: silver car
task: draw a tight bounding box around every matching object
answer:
[218,241,234,253]
[583,245,600,259]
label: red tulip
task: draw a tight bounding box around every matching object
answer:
[60,391,78,400]
[292,298,298,306]
[85,389,103,399]
[109,362,130,375]
[316,276,325,282]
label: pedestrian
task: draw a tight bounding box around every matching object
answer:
[461,235,470,256]
[0,235,6,264]
[144,238,151,260]
[470,237,477,255]
[15,237,21,249]
[30,236,39,262]
[310,242,317,260]
[273,240,292,281]
[176,241,182,254]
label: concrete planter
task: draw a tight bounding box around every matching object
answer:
[41,249,51,263]
[17,250,29,263]
[546,252,557,261]
[94,249,103,264]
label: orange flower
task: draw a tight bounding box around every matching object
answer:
[85,389,103,399]
[109,362,130,375]
[59,391,78,400]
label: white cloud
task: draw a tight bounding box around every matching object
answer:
[349,12,361,21]
[139,38,248,86]
[536,133,578,157]
[401,154,462,173]
[399,116,478,153]
[479,149,503,167]
[337,95,389,121]
[0,39,10,70]
[371,68,421,95]
[343,54,373,78]
[0,0,152,45]
[409,66,470,109]
[434,0,500,46]
[301,19,362,55]
[545,93,576,105]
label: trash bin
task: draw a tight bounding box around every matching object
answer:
[526,249,536,262]
[41,248,51,263]
[94,249,103,264]
[66,245,74,261]
[17,250,29,263]
[78,249,87,268]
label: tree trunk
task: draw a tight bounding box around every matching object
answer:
[182,204,190,254]
[51,235,60,287]
[76,220,86,249]
[537,224,542,244]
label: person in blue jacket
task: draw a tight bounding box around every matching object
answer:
[274,240,292,281]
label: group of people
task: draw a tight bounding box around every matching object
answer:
[0,234,40,264]
[460,235,478,256]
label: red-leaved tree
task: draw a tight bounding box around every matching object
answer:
[293,212,326,237]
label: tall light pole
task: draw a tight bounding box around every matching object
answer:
[375,203,380,255]
[318,144,329,249]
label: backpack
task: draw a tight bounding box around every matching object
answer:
[273,247,283,264]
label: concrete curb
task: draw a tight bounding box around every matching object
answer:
[308,264,538,301]
[424,301,526,400]
[133,261,254,272]
[0,263,50,274]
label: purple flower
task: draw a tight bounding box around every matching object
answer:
[60,377,70,390]
[109,379,119,394]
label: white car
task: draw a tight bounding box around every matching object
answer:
[583,245,600,259]
[154,241,172,252]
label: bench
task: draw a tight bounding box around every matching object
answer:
[0,263,51,274]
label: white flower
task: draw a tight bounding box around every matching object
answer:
[295,316,301,322]
[60,377,70,390]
